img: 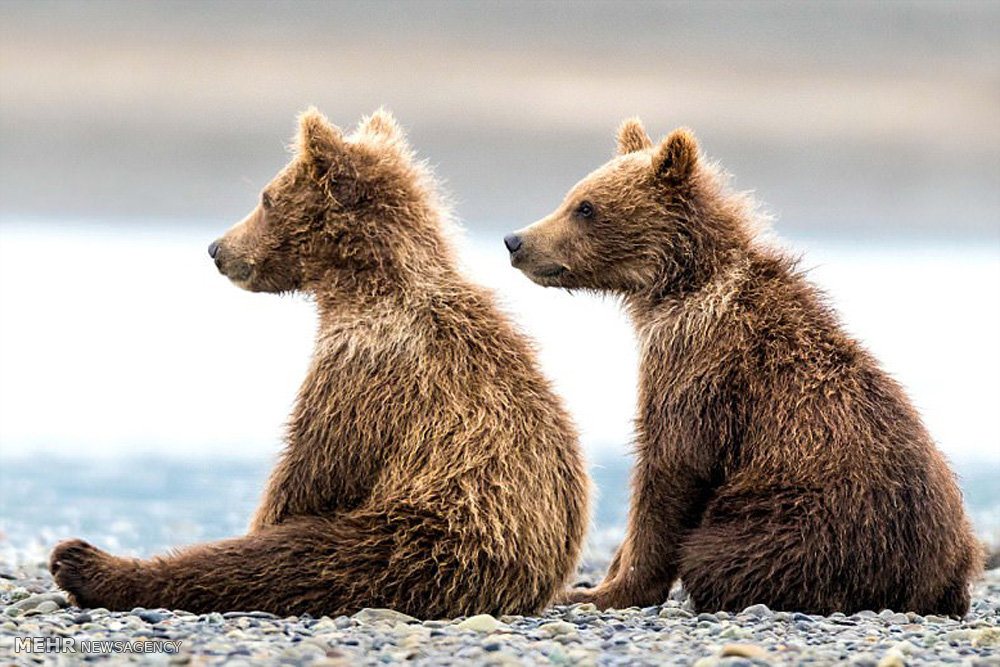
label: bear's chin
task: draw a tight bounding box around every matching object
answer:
[524,265,570,287]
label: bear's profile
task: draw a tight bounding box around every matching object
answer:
[50,108,590,618]
[505,118,981,615]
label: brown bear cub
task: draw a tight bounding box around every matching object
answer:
[506,119,981,616]
[49,108,589,619]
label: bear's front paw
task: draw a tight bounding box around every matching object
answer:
[556,586,600,605]
[49,539,111,608]
[558,582,639,610]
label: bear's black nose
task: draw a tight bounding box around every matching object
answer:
[208,240,221,259]
[503,233,522,254]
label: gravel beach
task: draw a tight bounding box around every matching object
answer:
[1,542,997,667]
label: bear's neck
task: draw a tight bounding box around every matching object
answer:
[312,250,462,322]
[625,241,829,356]
[624,244,804,332]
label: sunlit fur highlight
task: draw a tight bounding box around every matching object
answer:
[513,118,981,616]
[50,108,590,619]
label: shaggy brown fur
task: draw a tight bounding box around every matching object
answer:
[50,108,589,619]
[506,118,981,615]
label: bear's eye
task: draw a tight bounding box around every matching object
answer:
[575,201,595,219]
[261,192,273,209]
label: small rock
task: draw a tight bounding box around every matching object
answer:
[11,593,67,612]
[659,607,693,619]
[719,643,767,660]
[719,626,753,639]
[890,641,918,655]
[718,659,753,667]
[538,620,575,636]
[741,603,773,619]
[351,608,417,625]
[34,600,59,614]
[72,613,92,624]
[972,627,1000,647]
[138,610,165,624]
[876,649,905,667]
[924,614,951,624]
[455,613,504,633]
[8,588,30,601]
[885,613,909,625]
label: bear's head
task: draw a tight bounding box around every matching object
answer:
[210,108,449,295]
[506,118,752,296]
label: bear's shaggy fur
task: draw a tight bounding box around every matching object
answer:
[507,118,981,615]
[50,109,590,619]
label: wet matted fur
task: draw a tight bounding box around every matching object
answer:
[50,109,590,618]
[507,118,981,616]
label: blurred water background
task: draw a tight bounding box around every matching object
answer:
[1,1,998,554]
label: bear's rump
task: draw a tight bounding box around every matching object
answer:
[677,479,929,614]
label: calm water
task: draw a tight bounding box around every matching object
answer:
[0,455,997,558]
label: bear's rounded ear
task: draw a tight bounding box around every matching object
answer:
[296,107,345,166]
[358,107,406,144]
[617,117,652,154]
[652,128,698,181]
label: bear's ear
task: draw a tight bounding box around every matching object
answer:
[616,117,652,154]
[652,128,698,181]
[296,107,346,167]
[358,107,406,145]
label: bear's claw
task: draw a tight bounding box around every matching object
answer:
[49,538,106,608]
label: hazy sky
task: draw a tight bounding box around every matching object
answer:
[1,1,998,238]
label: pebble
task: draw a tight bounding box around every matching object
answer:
[720,643,768,659]
[742,603,773,619]
[351,608,417,625]
[455,613,505,633]
[1,543,997,666]
[11,592,67,611]
[138,610,166,624]
[538,620,575,636]
[34,600,59,614]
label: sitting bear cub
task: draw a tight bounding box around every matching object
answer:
[50,108,589,619]
[506,118,980,615]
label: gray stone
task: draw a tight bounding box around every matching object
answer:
[741,603,773,619]
[455,614,505,633]
[11,593,67,612]
[352,607,417,625]
[538,620,576,636]
[34,600,59,614]
[138,610,165,624]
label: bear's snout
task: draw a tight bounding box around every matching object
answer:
[208,239,253,284]
[503,233,522,254]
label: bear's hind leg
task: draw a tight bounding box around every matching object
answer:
[678,485,862,615]
[930,576,971,618]
[51,516,370,616]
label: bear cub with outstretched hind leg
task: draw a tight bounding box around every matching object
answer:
[506,118,981,616]
[50,108,590,619]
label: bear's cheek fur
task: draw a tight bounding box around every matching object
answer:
[214,206,306,293]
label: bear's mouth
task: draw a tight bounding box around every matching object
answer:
[531,264,567,279]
